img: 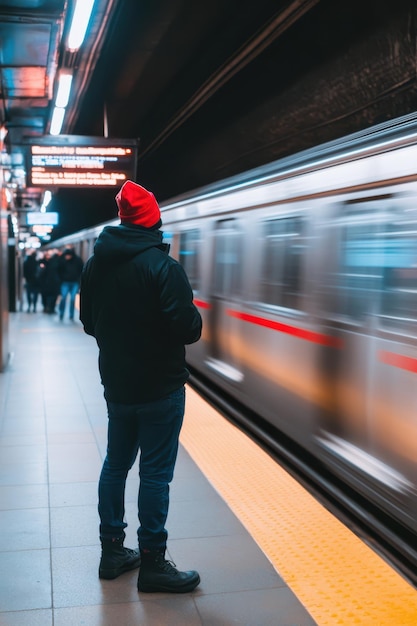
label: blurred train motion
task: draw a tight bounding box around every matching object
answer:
[47,112,417,541]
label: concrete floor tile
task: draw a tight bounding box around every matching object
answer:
[168,534,284,595]
[0,609,53,626]
[0,460,48,485]
[0,434,46,447]
[54,597,203,626]
[51,546,139,608]
[47,442,102,483]
[0,484,48,510]
[0,418,46,436]
[195,587,317,626]
[0,445,47,464]
[50,504,98,548]
[49,481,97,507]
[0,508,50,551]
[167,492,247,540]
[0,550,51,612]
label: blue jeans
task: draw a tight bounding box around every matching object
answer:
[59,281,79,319]
[98,386,185,550]
[25,283,39,311]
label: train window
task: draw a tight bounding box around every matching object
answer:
[213,220,242,298]
[179,229,200,291]
[335,221,384,319]
[259,217,305,309]
[379,222,417,333]
[334,216,417,332]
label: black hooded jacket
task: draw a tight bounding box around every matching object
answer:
[58,249,84,283]
[80,223,202,403]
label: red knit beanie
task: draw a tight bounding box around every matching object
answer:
[115,180,161,227]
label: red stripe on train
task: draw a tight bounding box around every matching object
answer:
[194,298,212,309]
[227,309,343,348]
[378,350,417,373]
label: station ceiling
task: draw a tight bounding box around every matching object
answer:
[2,0,417,240]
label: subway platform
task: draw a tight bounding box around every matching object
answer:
[0,309,417,625]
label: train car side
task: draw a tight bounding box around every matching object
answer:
[161,129,417,537]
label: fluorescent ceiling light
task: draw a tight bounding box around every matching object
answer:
[55,73,73,108]
[50,107,66,135]
[41,190,52,212]
[43,190,52,206]
[67,0,95,51]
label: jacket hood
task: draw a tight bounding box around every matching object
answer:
[93,224,166,265]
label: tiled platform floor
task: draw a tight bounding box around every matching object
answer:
[0,310,316,626]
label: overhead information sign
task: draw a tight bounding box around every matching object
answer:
[26,212,59,226]
[28,136,138,188]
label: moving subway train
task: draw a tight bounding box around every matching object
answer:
[46,112,417,550]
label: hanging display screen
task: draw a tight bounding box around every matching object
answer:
[28,136,138,187]
[26,211,59,225]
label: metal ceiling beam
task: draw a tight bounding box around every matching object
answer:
[140,0,321,158]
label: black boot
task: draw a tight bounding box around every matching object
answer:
[99,537,141,580]
[137,548,200,593]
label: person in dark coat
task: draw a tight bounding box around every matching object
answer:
[38,249,61,314]
[23,250,41,312]
[79,180,202,593]
[57,247,84,320]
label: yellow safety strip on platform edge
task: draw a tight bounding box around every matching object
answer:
[180,386,417,626]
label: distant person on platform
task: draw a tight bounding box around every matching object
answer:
[39,249,61,314]
[79,180,202,593]
[23,250,41,312]
[58,247,84,321]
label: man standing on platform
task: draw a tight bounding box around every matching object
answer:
[58,247,84,320]
[79,180,202,593]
